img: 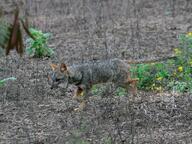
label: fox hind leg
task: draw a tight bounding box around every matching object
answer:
[127,78,138,96]
[122,78,138,101]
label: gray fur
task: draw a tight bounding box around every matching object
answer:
[48,58,137,111]
[67,58,131,87]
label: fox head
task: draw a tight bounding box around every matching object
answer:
[48,63,69,89]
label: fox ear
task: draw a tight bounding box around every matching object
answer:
[60,63,67,72]
[50,64,58,71]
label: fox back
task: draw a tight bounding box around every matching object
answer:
[48,58,138,111]
[48,58,132,89]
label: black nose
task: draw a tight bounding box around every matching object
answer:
[50,85,54,89]
[55,78,60,82]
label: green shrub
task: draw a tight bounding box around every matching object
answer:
[130,62,170,92]
[91,85,104,95]
[166,32,192,92]
[26,28,54,57]
[0,77,16,87]
[115,87,127,97]
[130,32,192,93]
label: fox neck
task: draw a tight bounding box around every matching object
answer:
[68,70,83,85]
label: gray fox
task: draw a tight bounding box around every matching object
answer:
[48,58,138,111]
[48,56,176,111]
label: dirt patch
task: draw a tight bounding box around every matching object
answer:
[1,56,192,143]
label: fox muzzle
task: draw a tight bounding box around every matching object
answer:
[47,72,68,89]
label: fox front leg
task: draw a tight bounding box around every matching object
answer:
[127,78,138,96]
[73,86,85,100]
[73,85,89,112]
[74,100,86,112]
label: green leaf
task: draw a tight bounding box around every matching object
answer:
[0,77,16,87]
[26,28,54,57]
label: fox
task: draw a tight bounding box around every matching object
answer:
[48,58,138,111]
[48,55,176,111]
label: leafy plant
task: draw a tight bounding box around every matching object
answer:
[131,62,170,91]
[115,87,127,97]
[91,84,108,95]
[165,32,192,92]
[130,32,192,93]
[91,85,100,95]
[68,129,89,144]
[26,28,54,57]
[103,136,112,144]
[0,77,16,87]
[168,81,187,93]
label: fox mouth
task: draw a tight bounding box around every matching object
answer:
[47,73,68,89]
[49,80,68,89]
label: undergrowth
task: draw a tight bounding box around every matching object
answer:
[26,28,54,58]
[92,32,192,96]
[130,32,192,93]
[0,77,16,87]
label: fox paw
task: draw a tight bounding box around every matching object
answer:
[74,107,81,112]
[73,101,86,112]
[74,107,85,112]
